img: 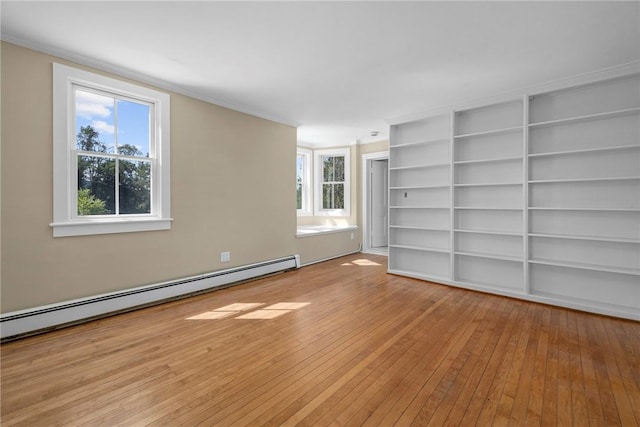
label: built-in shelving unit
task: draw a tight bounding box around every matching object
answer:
[452,100,525,293]
[527,74,640,316]
[388,69,640,320]
[388,114,452,280]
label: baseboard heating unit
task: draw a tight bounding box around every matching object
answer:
[1,254,301,341]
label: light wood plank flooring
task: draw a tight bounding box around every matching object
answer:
[2,253,639,426]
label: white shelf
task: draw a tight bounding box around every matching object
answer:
[390,225,450,232]
[529,258,640,276]
[528,233,640,244]
[454,126,522,139]
[387,268,450,284]
[455,251,523,263]
[528,207,640,212]
[454,156,522,165]
[455,207,523,211]
[389,162,450,171]
[390,184,449,190]
[454,182,522,187]
[454,279,524,293]
[455,228,522,237]
[528,144,640,158]
[528,107,640,128]
[390,206,450,209]
[390,137,449,149]
[528,176,640,184]
[389,244,450,254]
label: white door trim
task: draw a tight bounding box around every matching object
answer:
[362,150,389,255]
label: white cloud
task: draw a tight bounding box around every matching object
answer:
[76,90,113,119]
[91,120,115,135]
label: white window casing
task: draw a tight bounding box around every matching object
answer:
[314,147,351,217]
[52,63,172,237]
[297,147,313,216]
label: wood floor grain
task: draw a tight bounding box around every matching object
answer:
[1,253,639,426]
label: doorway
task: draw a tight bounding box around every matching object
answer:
[362,151,389,255]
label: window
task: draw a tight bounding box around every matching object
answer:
[296,147,312,215]
[52,63,171,237]
[314,148,350,216]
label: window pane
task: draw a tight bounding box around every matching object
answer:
[297,154,304,180]
[322,183,345,210]
[333,156,345,181]
[333,183,345,209]
[119,159,151,214]
[297,154,304,210]
[75,89,114,153]
[77,155,115,215]
[117,99,150,157]
[322,155,345,183]
[322,183,333,209]
[323,156,335,182]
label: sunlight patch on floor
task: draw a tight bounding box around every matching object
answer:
[215,303,264,312]
[186,302,310,320]
[186,311,236,320]
[236,309,290,319]
[341,258,381,266]
[264,302,311,310]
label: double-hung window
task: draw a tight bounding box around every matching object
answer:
[296,147,312,216]
[52,63,171,237]
[314,148,350,216]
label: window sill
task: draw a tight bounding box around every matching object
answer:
[296,225,358,238]
[51,217,173,237]
[313,210,351,217]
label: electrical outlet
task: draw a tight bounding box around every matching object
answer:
[350,232,354,240]
[220,251,230,262]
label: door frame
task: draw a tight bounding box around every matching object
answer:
[361,150,389,255]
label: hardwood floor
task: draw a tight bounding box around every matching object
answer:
[1,253,639,426]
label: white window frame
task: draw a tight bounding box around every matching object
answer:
[52,63,172,237]
[314,147,351,216]
[296,147,312,216]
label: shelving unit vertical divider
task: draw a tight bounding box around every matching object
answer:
[522,94,530,295]
[387,124,396,274]
[449,111,456,280]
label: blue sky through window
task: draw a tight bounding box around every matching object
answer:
[117,100,150,156]
[75,89,150,157]
[296,154,304,179]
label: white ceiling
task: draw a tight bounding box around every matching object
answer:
[2,1,639,147]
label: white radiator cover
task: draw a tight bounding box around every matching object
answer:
[0,255,301,341]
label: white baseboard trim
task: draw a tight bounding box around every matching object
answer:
[361,248,389,257]
[300,250,361,267]
[1,255,300,341]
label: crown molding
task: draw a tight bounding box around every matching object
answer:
[356,137,389,146]
[297,136,389,149]
[1,34,302,128]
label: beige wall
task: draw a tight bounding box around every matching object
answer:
[296,231,358,265]
[0,43,3,294]
[1,42,297,312]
